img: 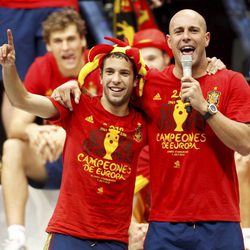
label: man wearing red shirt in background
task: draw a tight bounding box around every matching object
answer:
[0,0,79,155]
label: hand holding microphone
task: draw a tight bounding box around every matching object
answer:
[181,55,192,113]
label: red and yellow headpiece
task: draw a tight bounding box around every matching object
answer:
[78,37,148,96]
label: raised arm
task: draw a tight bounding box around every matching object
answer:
[0,29,58,119]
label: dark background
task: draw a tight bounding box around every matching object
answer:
[98,0,250,77]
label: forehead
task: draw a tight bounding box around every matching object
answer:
[103,56,133,70]
[169,11,205,32]
[49,24,80,40]
[140,47,163,58]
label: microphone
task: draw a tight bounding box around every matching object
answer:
[181,55,192,113]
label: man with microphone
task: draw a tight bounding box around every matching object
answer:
[141,9,250,250]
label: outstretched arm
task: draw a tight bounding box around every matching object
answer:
[0,29,58,119]
[51,80,82,111]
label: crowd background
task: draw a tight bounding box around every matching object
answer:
[0,0,250,249]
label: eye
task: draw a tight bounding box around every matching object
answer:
[174,28,183,35]
[105,69,114,75]
[190,27,199,33]
[53,39,62,44]
[67,36,76,42]
[120,71,130,77]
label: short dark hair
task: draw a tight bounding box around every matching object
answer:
[100,52,138,79]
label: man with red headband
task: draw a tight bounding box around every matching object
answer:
[133,28,173,70]
[0,9,103,250]
[0,29,148,249]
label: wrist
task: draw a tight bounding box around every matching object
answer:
[203,103,218,120]
[200,101,209,116]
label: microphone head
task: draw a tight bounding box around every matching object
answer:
[181,55,192,66]
[181,55,192,77]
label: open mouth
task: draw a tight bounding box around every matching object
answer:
[109,87,124,93]
[62,54,76,62]
[180,46,195,55]
[108,86,126,97]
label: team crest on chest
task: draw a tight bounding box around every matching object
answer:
[207,87,221,105]
[133,122,143,143]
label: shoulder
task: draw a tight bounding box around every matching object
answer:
[25,53,56,78]
[29,53,55,69]
[215,69,248,85]
[78,93,100,107]
[216,68,244,77]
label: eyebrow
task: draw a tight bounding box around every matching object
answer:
[173,25,200,31]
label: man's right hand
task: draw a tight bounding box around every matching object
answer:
[0,29,15,67]
[51,80,81,111]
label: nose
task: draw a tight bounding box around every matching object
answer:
[111,72,121,84]
[182,29,191,41]
[61,40,69,50]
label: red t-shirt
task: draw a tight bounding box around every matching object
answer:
[140,66,250,222]
[46,95,147,243]
[0,0,78,10]
[136,145,150,180]
[24,52,101,96]
[24,52,76,95]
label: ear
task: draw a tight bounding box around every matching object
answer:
[81,36,87,49]
[163,53,171,66]
[46,43,52,52]
[205,32,211,48]
[166,34,172,49]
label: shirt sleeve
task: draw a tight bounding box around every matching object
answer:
[226,72,250,123]
[46,97,71,129]
[23,59,45,94]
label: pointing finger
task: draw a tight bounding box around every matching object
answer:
[7,29,14,47]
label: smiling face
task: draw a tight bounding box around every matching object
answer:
[167,9,210,77]
[100,53,137,116]
[46,24,86,77]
